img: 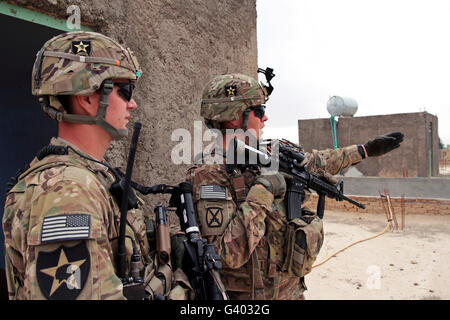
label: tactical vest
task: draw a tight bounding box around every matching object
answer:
[3,143,176,299]
[195,162,303,300]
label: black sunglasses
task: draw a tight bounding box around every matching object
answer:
[249,105,266,119]
[114,82,135,102]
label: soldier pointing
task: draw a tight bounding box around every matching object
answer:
[187,72,403,299]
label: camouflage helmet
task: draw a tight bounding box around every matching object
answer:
[200,74,268,129]
[32,31,142,139]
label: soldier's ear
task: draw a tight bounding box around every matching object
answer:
[222,115,244,129]
[73,92,100,117]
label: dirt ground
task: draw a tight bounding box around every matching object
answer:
[303,210,450,300]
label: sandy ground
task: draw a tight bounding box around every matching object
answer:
[303,210,450,300]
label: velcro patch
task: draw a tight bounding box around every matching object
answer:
[224,85,237,97]
[72,40,91,56]
[206,207,223,228]
[41,214,91,243]
[37,242,90,300]
[200,185,227,200]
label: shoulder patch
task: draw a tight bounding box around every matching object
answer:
[37,241,90,300]
[200,185,226,200]
[206,207,223,228]
[41,214,91,243]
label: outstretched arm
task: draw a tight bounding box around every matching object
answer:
[300,132,404,176]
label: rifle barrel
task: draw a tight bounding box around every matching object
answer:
[341,195,366,209]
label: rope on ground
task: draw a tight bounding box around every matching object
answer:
[312,220,392,269]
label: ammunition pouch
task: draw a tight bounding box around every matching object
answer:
[168,269,195,300]
[282,211,324,277]
[144,263,173,300]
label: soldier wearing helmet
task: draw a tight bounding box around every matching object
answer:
[2,31,191,300]
[186,72,404,300]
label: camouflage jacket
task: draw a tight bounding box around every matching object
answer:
[2,137,184,300]
[300,144,362,176]
[299,144,363,204]
[186,142,363,300]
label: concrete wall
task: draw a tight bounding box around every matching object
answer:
[305,193,450,216]
[305,176,450,216]
[335,176,450,200]
[13,0,258,214]
[298,112,440,177]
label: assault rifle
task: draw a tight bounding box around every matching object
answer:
[111,124,226,300]
[131,182,228,300]
[234,138,365,220]
[168,182,228,300]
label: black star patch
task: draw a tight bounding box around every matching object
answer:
[72,40,91,56]
[224,85,237,97]
[36,242,90,300]
[206,207,223,228]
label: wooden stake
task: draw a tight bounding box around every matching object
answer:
[379,191,390,222]
[401,193,405,231]
[385,189,399,231]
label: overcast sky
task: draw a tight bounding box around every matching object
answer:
[256,0,450,146]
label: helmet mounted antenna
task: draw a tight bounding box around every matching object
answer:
[257,67,275,96]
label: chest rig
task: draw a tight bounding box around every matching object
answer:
[225,164,268,300]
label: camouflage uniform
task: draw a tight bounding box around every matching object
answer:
[2,31,190,300]
[187,73,364,299]
[4,138,138,299]
[187,143,362,300]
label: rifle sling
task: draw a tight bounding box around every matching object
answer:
[249,250,265,300]
[209,269,228,300]
[226,165,246,205]
[232,175,247,205]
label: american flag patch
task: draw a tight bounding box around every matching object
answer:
[200,185,227,200]
[41,214,91,243]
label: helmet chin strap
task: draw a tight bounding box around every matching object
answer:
[95,79,128,140]
[241,109,251,131]
[40,79,128,140]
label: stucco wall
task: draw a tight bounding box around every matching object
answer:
[13,0,258,215]
[298,112,440,177]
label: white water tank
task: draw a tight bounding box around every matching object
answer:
[327,96,358,117]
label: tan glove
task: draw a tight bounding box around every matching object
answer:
[254,172,286,199]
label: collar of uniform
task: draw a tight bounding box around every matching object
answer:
[50,137,110,174]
